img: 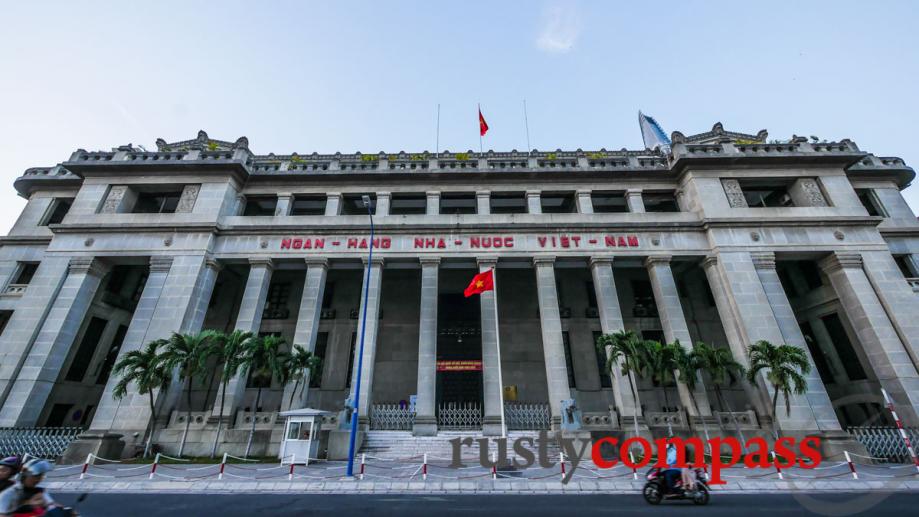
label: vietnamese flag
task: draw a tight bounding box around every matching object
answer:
[464,269,494,297]
[479,107,489,136]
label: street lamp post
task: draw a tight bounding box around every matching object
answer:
[346,195,374,477]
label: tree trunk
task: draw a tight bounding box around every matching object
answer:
[771,385,780,439]
[178,376,193,457]
[718,386,747,450]
[211,380,228,458]
[288,379,300,410]
[244,387,262,458]
[202,366,217,412]
[626,370,641,446]
[144,391,157,458]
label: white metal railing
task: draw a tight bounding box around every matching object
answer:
[0,427,83,459]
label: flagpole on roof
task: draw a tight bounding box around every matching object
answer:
[523,99,531,155]
[436,103,441,155]
[491,266,507,438]
[478,103,484,154]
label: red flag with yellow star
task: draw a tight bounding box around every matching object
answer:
[464,269,494,297]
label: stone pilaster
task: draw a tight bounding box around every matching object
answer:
[476,191,490,215]
[282,258,329,411]
[533,256,572,428]
[425,191,440,216]
[213,258,274,419]
[820,252,919,425]
[413,257,440,436]
[860,251,919,374]
[477,257,503,435]
[644,256,712,417]
[325,193,342,216]
[175,185,200,214]
[275,195,292,216]
[526,191,542,214]
[588,257,641,424]
[576,190,593,214]
[626,189,645,213]
[349,257,384,422]
[751,252,841,431]
[0,258,110,426]
[90,256,173,432]
[376,192,391,216]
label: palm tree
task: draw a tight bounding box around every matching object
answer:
[672,341,711,444]
[693,341,748,445]
[112,339,171,458]
[746,340,811,438]
[209,330,256,458]
[641,340,682,436]
[596,330,647,441]
[282,345,322,410]
[161,330,220,457]
[240,334,287,458]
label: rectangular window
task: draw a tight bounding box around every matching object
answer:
[631,280,659,318]
[586,281,598,309]
[440,193,477,214]
[856,189,886,217]
[95,325,128,385]
[490,192,527,214]
[66,317,108,382]
[0,310,11,337]
[322,282,335,309]
[263,282,291,320]
[593,331,612,388]
[562,332,576,388]
[242,196,278,216]
[893,255,916,278]
[739,181,794,208]
[341,194,376,215]
[310,332,329,388]
[541,192,576,214]
[390,194,427,215]
[346,332,357,388]
[591,191,628,213]
[42,198,74,225]
[821,313,867,381]
[13,262,39,285]
[134,190,183,214]
[643,192,680,212]
[290,195,327,216]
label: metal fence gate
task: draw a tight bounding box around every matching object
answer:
[369,404,414,430]
[0,427,83,459]
[848,426,919,462]
[504,403,551,430]
[437,402,482,430]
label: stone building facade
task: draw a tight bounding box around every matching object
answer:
[1,124,919,458]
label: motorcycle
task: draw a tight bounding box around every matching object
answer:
[642,467,710,505]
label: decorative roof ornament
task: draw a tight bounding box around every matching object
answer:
[671,122,768,145]
[154,131,248,152]
[638,111,671,154]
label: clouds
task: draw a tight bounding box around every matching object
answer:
[535,0,582,54]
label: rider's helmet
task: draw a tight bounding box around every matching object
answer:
[20,459,52,477]
[0,456,20,471]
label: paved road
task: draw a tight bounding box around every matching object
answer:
[52,492,919,516]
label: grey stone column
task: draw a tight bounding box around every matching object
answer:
[807,317,846,382]
[212,258,274,419]
[476,191,490,215]
[325,193,342,216]
[576,190,593,214]
[0,258,110,426]
[626,189,645,213]
[281,258,329,411]
[589,257,640,423]
[820,252,919,425]
[0,256,70,410]
[425,191,440,215]
[413,257,440,436]
[644,256,712,417]
[90,256,173,432]
[861,251,919,372]
[349,257,384,422]
[275,195,292,216]
[376,192,391,216]
[526,191,542,214]
[478,257,503,435]
[751,252,841,431]
[533,256,573,428]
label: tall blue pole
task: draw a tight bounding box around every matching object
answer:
[346,200,374,477]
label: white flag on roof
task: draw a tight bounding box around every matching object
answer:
[638,111,671,153]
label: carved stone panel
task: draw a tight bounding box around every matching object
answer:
[721,179,748,208]
[100,185,128,214]
[798,178,828,207]
[175,184,200,213]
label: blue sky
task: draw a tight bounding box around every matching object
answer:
[1,0,918,232]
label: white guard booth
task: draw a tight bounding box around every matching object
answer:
[279,408,328,464]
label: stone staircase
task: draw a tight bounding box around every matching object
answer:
[359,430,562,463]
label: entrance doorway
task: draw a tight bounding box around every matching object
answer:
[435,293,483,405]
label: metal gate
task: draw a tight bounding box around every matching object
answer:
[504,403,551,430]
[369,404,414,430]
[848,426,919,463]
[0,427,83,459]
[437,402,482,430]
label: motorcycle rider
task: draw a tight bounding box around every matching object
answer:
[0,458,20,493]
[0,459,73,517]
[662,443,682,493]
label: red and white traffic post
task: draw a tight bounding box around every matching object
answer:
[882,388,919,473]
